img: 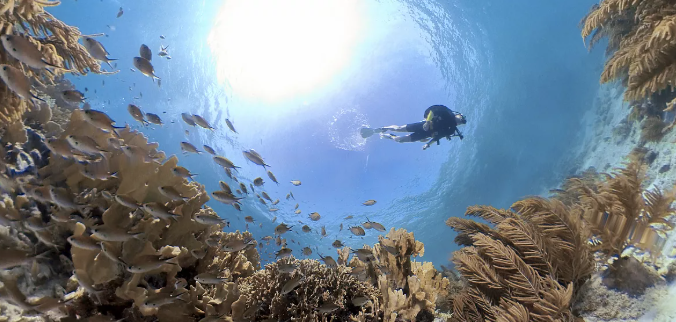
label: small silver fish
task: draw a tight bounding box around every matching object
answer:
[302,247,312,256]
[91,226,144,242]
[381,245,399,256]
[301,225,311,233]
[146,113,163,125]
[192,114,214,130]
[0,64,43,105]
[1,34,61,71]
[133,57,160,82]
[275,247,293,259]
[269,208,279,212]
[143,202,181,221]
[213,156,239,169]
[180,142,201,154]
[332,240,344,248]
[280,275,301,294]
[261,191,272,201]
[67,235,100,251]
[253,177,264,186]
[352,248,374,262]
[316,302,339,313]
[290,180,301,186]
[211,191,242,205]
[66,135,107,155]
[114,194,139,209]
[139,44,152,61]
[203,145,216,155]
[295,209,301,215]
[225,119,237,133]
[309,212,321,221]
[82,37,117,68]
[319,254,337,268]
[277,261,298,273]
[274,223,292,235]
[367,217,386,232]
[194,214,228,226]
[267,170,279,185]
[173,166,197,180]
[83,109,120,134]
[349,226,365,236]
[158,186,187,201]
[126,256,177,273]
[194,272,228,284]
[245,216,255,223]
[181,113,196,126]
[272,199,280,205]
[62,90,85,103]
[363,199,376,206]
[222,238,255,252]
[116,7,123,18]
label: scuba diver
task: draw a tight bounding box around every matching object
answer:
[360,105,466,150]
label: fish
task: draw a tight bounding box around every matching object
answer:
[321,226,327,237]
[181,113,196,126]
[219,181,233,194]
[82,37,117,68]
[352,296,370,307]
[158,186,187,201]
[316,302,339,313]
[242,149,270,168]
[302,225,311,233]
[280,275,301,294]
[90,226,144,242]
[352,248,374,262]
[180,142,201,154]
[160,35,165,39]
[309,212,320,221]
[203,145,216,155]
[116,7,123,17]
[222,238,255,252]
[62,89,85,103]
[319,254,337,268]
[139,44,152,61]
[126,256,177,273]
[144,294,185,309]
[194,273,228,284]
[272,216,277,222]
[194,214,228,226]
[277,261,297,273]
[128,104,147,125]
[48,187,80,210]
[173,166,197,181]
[0,249,45,269]
[1,34,62,71]
[239,182,248,194]
[211,191,243,205]
[363,199,377,206]
[224,119,237,133]
[344,215,353,220]
[253,177,264,186]
[269,208,279,212]
[294,203,299,209]
[362,221,373,230]
[192,248,207,259]
[258,197,267,205]
[274,223,292,235]
[272,199,280,205]
[83,109,122,134]
[340,223,343,231]
[133,57,160,82]
[302,247,312,256]
[213,156,240,169]
[290,180,301,186]
[244,216,255,223]
[275,247,293,259]
[261,191,272,201]
[66,235,100,251]
[192,114,214,130]
[289,191,295,199]
[349,266,366,277]
[349,226,365,236]
[146,113,163,125]
[142,202,181,221]
[81,166,117,181]
[250,183,255,193]
[266,170,279,185]
[66,135,107,155]
[366,217,386,232]
[73,269,103,303]
[0,64,44,105]
[381,244,399,256]
[332,240,344,248]
[98,242,123,264]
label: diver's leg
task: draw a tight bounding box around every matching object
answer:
[380,133,415,142]
[377,125,407,132]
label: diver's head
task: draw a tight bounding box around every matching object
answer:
[455,113,467,125]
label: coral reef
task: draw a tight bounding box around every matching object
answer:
[640,116,668,143]
[0,0,111,128]
[446,198,593,321]
[568,158,676,260]
[581,0,676,102]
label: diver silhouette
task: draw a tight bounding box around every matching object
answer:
[360,105,466,150]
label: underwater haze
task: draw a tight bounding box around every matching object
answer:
[49,0,602,267]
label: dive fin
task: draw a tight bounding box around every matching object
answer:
[360,127,374,139]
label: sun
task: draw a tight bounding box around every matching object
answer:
[208,0,364,102]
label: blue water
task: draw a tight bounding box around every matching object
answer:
[49,0,603,267]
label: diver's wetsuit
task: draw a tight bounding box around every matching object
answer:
[404,105,460,143]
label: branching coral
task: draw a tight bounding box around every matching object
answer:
[581,0,676,102]
[446,198,593,321]
[0,0,111,127]
[570,158,676,259]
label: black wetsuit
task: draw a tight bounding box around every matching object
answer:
[405,105,461,143]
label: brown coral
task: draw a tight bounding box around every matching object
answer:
[446,198,593,321]
[581,0,676,102]
[0,0,112,127]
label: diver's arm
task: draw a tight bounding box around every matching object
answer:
[422,136,441,150]
[455,128,464,140]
